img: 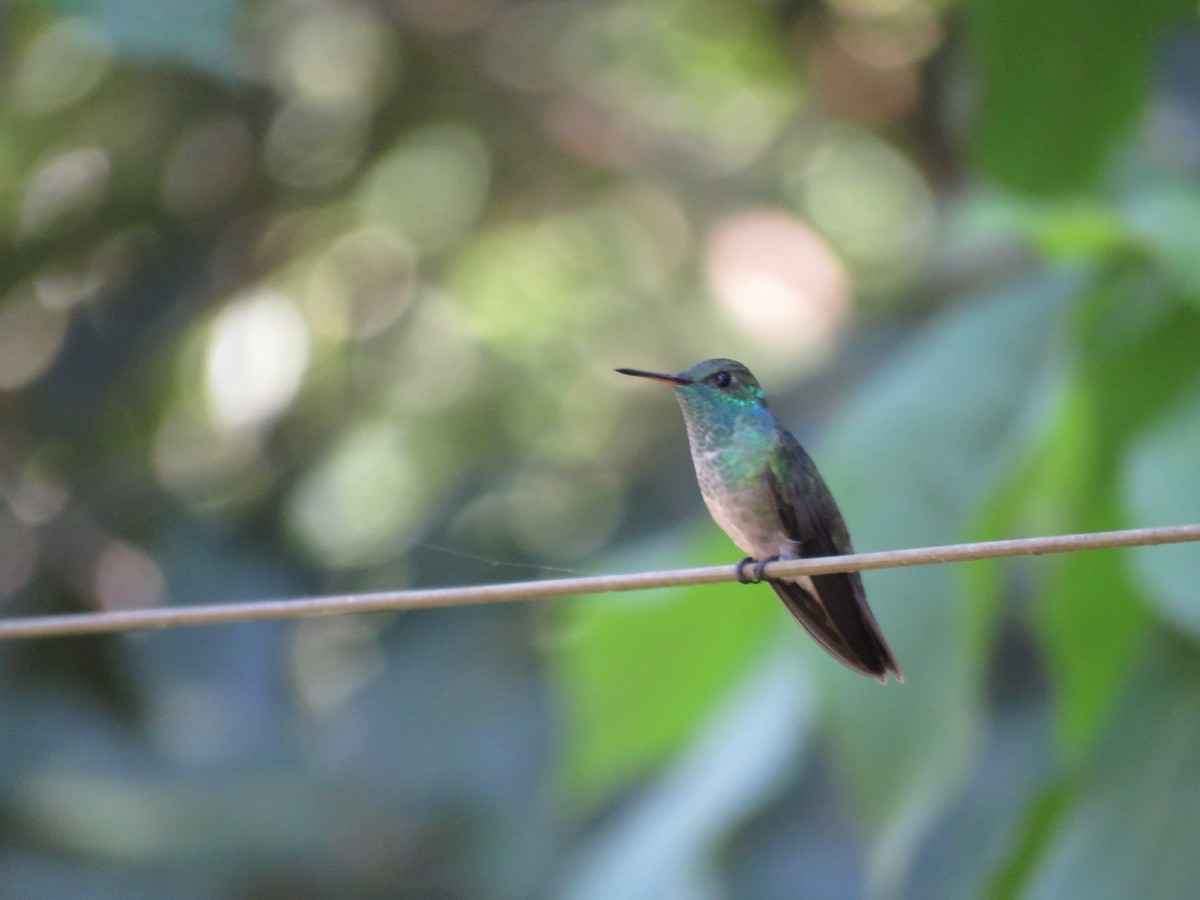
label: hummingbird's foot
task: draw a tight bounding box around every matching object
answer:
[735,556,780,584]
[753,556,780,582]
[735,557,759,584]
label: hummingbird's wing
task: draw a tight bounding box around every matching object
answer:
[764,429,902,683]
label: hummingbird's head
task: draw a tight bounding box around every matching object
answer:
[616,358,768,419]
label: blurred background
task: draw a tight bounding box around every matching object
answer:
[1,0,1200,897]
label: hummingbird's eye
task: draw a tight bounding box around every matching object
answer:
[712,371,733,388]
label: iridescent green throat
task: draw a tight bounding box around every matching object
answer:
[673,385,777,476]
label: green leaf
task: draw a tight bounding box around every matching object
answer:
[989,780,1073,900]
[965,0,1194,194]
[949,190,1125,264]
[815,273,1074,892]
[1124,183,1200,300]
[958,363,1149,759]
[559,645,813,900]
[1026,636,1200,899]
[1124,377,1200,637]
[1035,501,1151,756]
[1032,280,1200,755]
[554,530,779,805]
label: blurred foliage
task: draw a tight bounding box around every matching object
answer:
[1,0,1200,897]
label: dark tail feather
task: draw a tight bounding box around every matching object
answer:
[770,572,901,683]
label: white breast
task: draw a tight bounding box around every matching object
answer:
[692,453,791,559]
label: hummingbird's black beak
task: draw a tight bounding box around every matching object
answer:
[615,367,692,386]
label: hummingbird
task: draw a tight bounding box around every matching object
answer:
[617,358,901,683]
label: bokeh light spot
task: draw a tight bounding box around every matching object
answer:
[8,457,69,526]
[786,126,935,291]
[0,290,69,390]
[449,219,585,358]
[265,96,369,189]
[305,227,417,341]
[289,421,427,567]
[19,146,111,237]
[92,541,165,611]
[383,299,481,413]
[359,124,491,254]
[290,618,387,712]
[562,1,799,168]
[206,289,310,432]
[153,404,261,501]
[12,18,112,115]
[506,470,623,561]
[705,209,852,360]
[0,511,39,599]
[271,4,393,100]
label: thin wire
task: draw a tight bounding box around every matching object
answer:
[1,524,1197,640]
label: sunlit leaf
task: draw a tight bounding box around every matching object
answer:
[554,530,779,806]
[1035,503,1151,756]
